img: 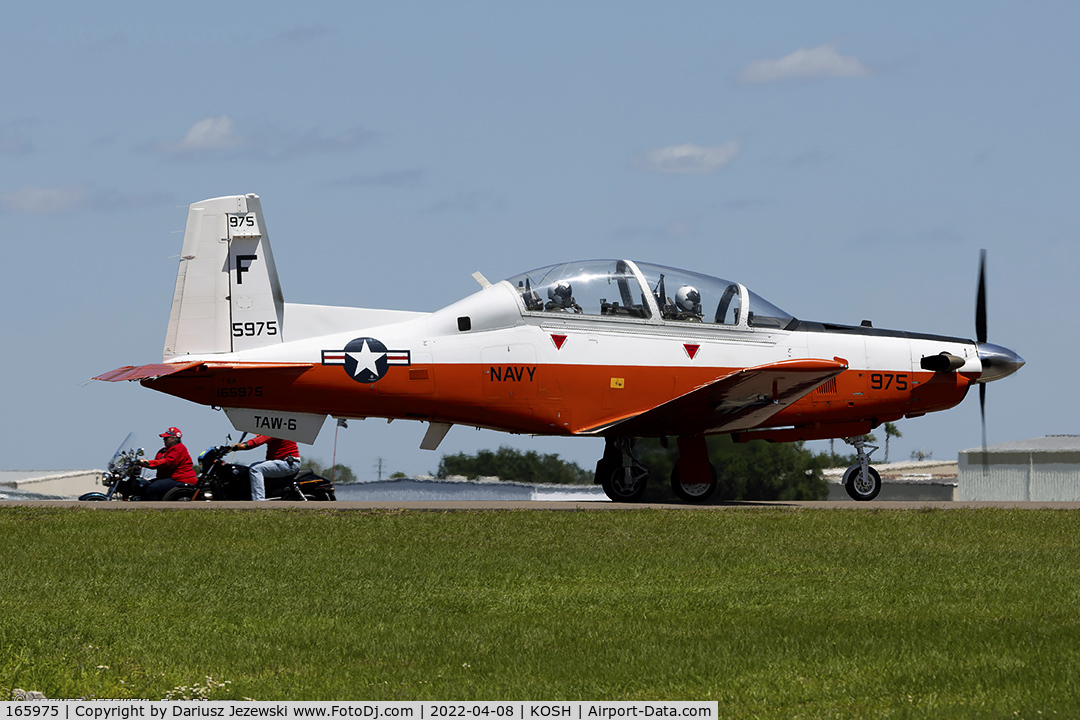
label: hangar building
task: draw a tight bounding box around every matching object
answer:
[0,470,102,499]
[958,435,1080,501]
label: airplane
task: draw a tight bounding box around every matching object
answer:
[97,193,1025,502]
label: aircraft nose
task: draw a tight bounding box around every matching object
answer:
[976,342,1025,383]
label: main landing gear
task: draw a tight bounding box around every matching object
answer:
[842,436,882,501]
[596,438,650,502]
[669,463,718,503]
[669,434,718,503]
[595,436,718,504]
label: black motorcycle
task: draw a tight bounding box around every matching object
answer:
[79,433,151,501]
[162,442,336,501]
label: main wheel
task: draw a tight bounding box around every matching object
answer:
[162,485,197,502]
[594,457,614,485]
[602,464,649,502]
[843,464,881,501]
[670,464,718,503]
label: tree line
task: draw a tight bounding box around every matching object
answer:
[439,436,834,501]
[308,421,912,502]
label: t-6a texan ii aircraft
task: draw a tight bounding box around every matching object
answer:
[98,194,1024,502]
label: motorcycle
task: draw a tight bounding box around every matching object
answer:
[162,439,337,501]
[79,433,151,501]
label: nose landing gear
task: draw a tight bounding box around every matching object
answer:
[842,436,881,501]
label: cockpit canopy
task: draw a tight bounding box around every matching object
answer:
[504,259,794,330]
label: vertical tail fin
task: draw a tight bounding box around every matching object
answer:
[163,194,285,359]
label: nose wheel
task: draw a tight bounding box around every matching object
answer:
[842,436,881,501]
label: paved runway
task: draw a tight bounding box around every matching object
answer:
[5,499,1080,510]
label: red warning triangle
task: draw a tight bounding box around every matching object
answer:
[684,343,700,360]
[552,334,568,350]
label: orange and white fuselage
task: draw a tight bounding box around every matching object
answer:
[98,194,1023,477]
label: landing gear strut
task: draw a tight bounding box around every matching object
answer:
[842,436,881,501]
[596,438,650,502]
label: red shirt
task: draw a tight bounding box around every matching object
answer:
[146,442,197,484]
[246,435,300,461]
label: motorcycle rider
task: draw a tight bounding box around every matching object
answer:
[231,435,301,501]
[139,427,197,500]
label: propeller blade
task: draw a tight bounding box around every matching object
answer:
[979,383,988,474]
[976,249,987,345]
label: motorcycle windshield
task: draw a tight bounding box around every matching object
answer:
[108,433,138,472]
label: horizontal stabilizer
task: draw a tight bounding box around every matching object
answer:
[580,358,847,437]
[95,361,314,383]
[94,362,204,382]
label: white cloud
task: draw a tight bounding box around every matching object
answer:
[157,115,241,154]
[636,141,740,174]
[149,118,373,161]
[737,44,870,84]
[1,185,89,214]
[0,185,169,214]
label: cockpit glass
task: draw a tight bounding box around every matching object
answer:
[506,259,794,329]
[635,261,794,329]
[634,262,743,325]
[505,260,651,319]
[745,288,794,329]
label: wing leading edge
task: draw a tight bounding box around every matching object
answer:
[580,358,848,437]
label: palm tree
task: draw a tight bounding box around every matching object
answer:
[884,422,902,463]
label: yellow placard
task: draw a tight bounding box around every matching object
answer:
[610,378,625,389]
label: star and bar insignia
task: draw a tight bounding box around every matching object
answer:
[322,337,411,384]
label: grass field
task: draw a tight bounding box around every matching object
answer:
[2,506,1079,716]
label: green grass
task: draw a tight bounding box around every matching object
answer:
[2,507,1080,716]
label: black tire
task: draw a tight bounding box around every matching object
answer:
[594,456,617,485]
[162,485,197,502]
[79,492,108,501]
[843,464,881,501]
[670,464,718,503]
[306,489,336,501]
[602,464,649,502]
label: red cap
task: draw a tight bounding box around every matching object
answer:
[160,427,182,439]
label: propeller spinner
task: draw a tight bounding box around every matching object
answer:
[974,251,1025,385]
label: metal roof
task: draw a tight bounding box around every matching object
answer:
[959,435,1080,455]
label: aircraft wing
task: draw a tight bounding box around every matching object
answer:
[581,358,847,437]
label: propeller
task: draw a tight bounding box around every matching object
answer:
[973,250,1025,469]
[976,250,988,471]
[976,249,987,346]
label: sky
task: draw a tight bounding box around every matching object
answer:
[2,2,1076,480]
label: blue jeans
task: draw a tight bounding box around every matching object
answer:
[146,478,185,501]
[248,457,300,501]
